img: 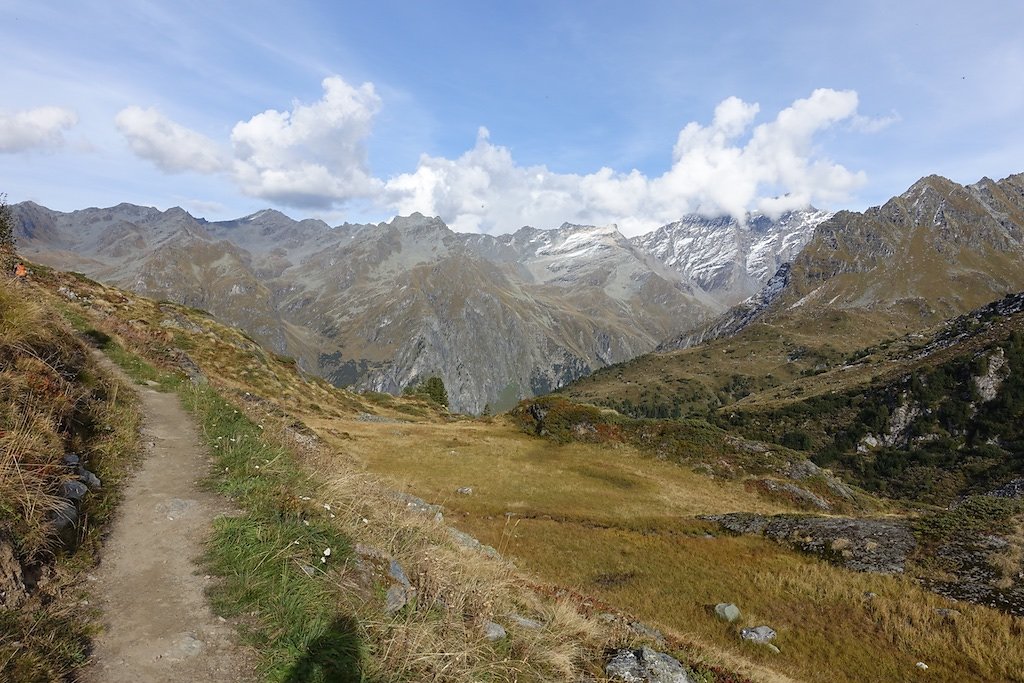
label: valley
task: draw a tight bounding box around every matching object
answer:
[3,171,1024,682]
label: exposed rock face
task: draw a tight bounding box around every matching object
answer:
[663,173,1024,349]
[925,533,1024,616]
[974,347,1009,402]
[706,513,916,574]
[605,646,692,683]
[632,209,831,305]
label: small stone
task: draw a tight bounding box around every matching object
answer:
[78,467,102,490]
[740,626,777,644]
[456,486,473,495]
[388,559,411,590]
[166,634,204,660]
[300,564,316,577]
[483,621,507,641]
[628,620,667,646]
[916,662,928,670]
[385,584,408,613]
[61,453,80,468]
[714,602,741,623]
[50,500,77,537]
[60,480,89,502]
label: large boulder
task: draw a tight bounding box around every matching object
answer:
[605,646,692,683]
[714,603,741,623]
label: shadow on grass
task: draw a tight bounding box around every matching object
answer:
[282,615,366,683]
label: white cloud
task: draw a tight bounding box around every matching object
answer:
[230,76,383,208]
[851,111,902,133]
[117,76,383,209]
[117,81,877,233]
[0,106,78,153]
[385,89,871,235]
[115,106,226,173]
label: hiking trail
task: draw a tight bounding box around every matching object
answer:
[84,353,257,682]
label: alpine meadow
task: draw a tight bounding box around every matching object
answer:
[3,3,1024,682]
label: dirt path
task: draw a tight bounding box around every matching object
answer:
[85,355,257,682]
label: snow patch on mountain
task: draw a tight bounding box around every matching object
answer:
[631,209,832,305]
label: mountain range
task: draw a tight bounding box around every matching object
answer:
[14,172,1024,413]
[12,201,825,412]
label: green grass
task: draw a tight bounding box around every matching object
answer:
[86,329,370,681]
[180,384,368,682]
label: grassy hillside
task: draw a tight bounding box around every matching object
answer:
[0,273,141,680]
[15,262,1024,682]
[21,265,734,682]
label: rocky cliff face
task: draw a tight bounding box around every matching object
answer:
[783,174,1024,319]
[630,209,831,305]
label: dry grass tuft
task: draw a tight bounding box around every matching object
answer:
[0,276,142,680]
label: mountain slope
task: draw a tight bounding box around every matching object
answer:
[660,173,1024,352]
[631,209,832,305]
[13,205,720,413]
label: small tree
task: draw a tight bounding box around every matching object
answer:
[421,376,449,408]
[403,375,449,409]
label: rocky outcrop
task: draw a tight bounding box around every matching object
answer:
[605,646,693,683]
[705,513,916,574]
[974,347,1009,402]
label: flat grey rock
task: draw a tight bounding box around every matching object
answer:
[740,625,777,644]
[483,621,506,641]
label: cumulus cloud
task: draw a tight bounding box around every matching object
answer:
[0,106,78,153]
[117,76,381,208]
[115,106,227,173]
[387,89,871,235]
[117,81,879,233]
[230,76,383,208]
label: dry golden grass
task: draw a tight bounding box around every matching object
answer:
[33,267,1024,682]
[246,415,619,682]
[324,416,789,524]
[991,515,1024,590]
[1,275,143,680]
[327,413,1024,683]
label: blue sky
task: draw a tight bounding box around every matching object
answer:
[2,1,1023,235]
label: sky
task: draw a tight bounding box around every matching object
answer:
[2,1,1023,237]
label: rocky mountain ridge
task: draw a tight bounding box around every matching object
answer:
[631,208,831,305]
[17,203,799,412]
[660,173,1024,351]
